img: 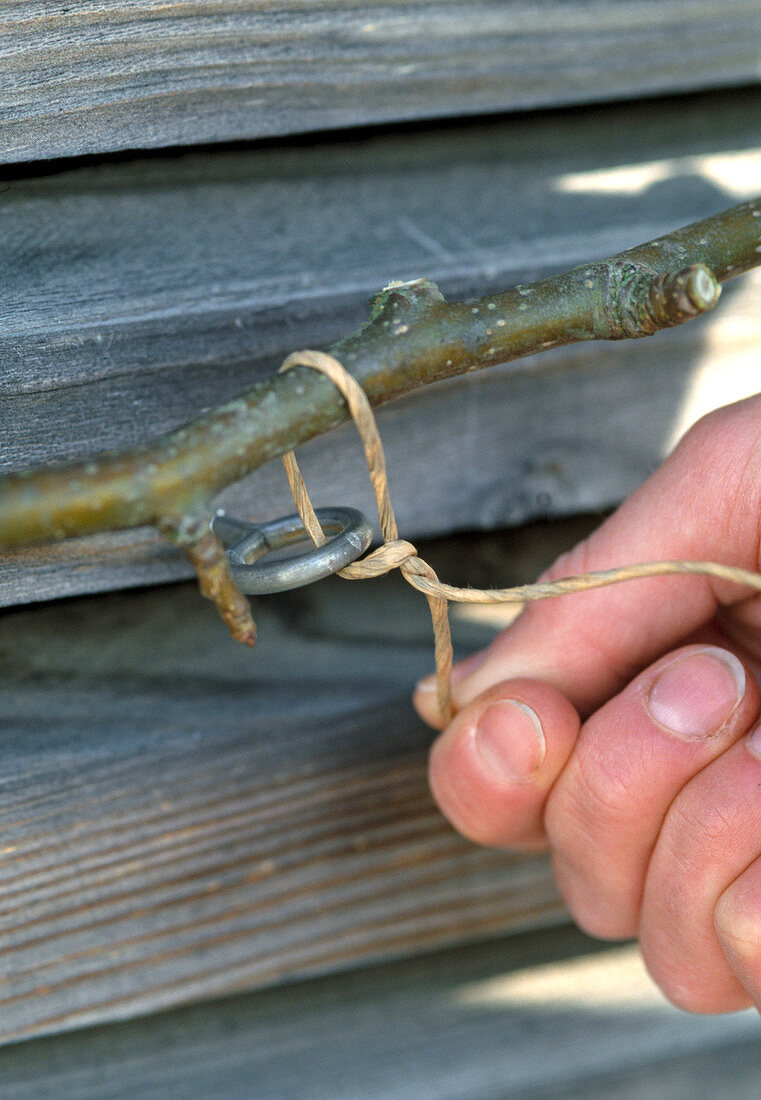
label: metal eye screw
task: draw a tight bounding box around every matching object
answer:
[211,507,373,594]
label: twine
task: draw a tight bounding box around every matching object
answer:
[280,350,761,725]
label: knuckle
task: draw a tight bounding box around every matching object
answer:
[715,883,761,966]
[545,748,652,940]
[545,740,642,850]
[641,945,748,1013]
[646,965,716,1013]
[640,929,729,1013]
[550,854,637,940]
[567,897,636,941]
[666,795,737,854]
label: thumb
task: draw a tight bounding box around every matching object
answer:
[416,395,761,726]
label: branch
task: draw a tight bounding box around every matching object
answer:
[2,197,760,640]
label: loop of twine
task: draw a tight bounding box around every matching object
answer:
[280,350,761,725]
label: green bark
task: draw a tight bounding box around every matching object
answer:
[1,197,759,639]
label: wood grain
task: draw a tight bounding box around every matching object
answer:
[3,1,760,163]
[2,88,761,607]
[1,927,760,1096]
[0,552,568,1043]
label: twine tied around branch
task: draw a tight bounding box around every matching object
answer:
[279,350,761,725]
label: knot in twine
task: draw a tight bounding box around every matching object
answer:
[280,350,454,721]
[280,350,761,725]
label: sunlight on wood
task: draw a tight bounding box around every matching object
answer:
[558,149,761,200]
[453,944,663,1010]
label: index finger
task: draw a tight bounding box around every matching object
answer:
[415,396,761,726]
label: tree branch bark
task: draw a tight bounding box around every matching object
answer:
[2,197,760,640]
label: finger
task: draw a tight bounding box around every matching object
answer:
[428,678,579,849]
[414,396,761,728]
[638,730,761,1013]
[544,645,758,941]
[715,847,761,1011]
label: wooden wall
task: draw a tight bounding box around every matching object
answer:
[2,2,761,1091]
[0,527,567,1043]
[3,87,761,606]
[3,928,761,1097]
[5,2,760,162]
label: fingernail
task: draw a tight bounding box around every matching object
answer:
[416,649,487,694]
[646,648,745,741]
[474,700,546,783]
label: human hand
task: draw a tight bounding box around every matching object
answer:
[414,393,761,1013]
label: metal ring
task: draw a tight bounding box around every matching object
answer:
[211,507,373,594]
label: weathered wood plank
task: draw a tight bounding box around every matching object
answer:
[3,1,760,163]
[0,529,575,1043]
[2,88,760,607]
[1,927,759,1097]
[5,87,760,401]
